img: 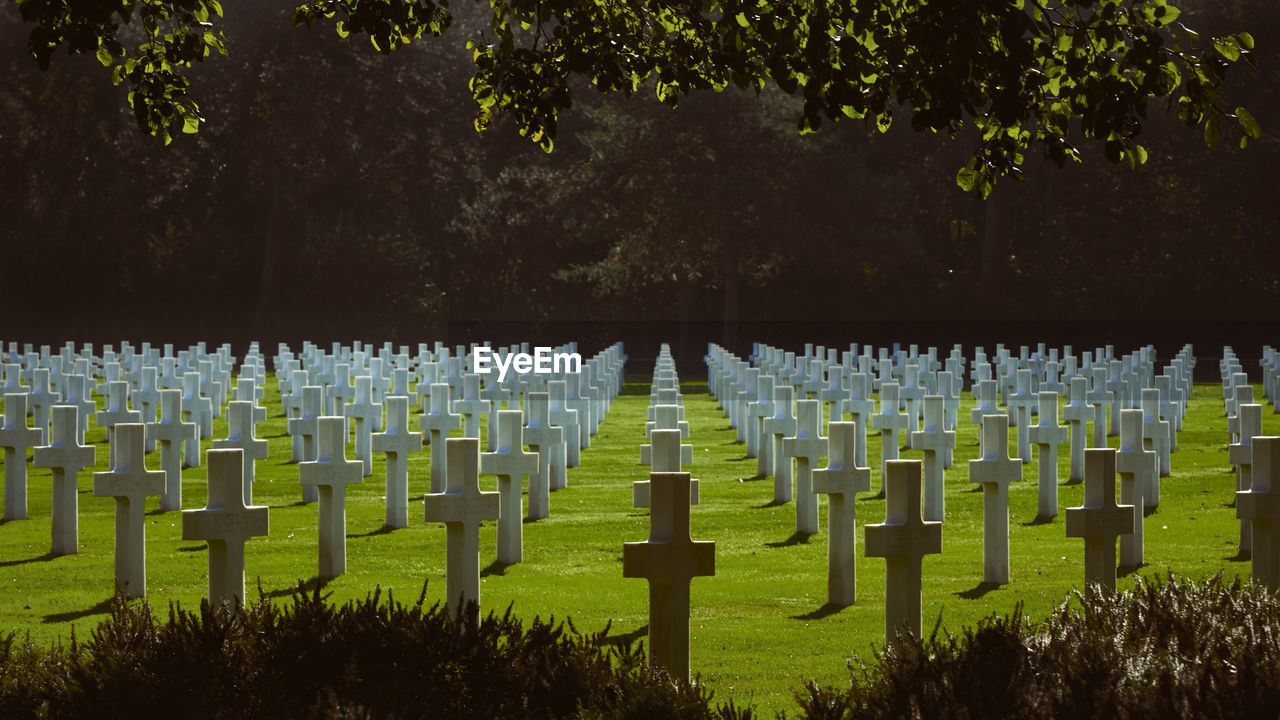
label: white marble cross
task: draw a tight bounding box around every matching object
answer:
[181,372,214,443]
[763,385,796,501]
[283,370,308,461]
[547,380,581,467]
[634,429,699,508]
[62,373,95,442]
[1007,369,1036,463]
[1086,368,1112,449]
[622,471,715,682]
[782,399,827,535]
[1116,408,1155,567]
[642,405,693,466]
[27,367,59,446]
[182,448,269,606]
[145,388,197,512]
[1061,376,1092,483]
[212,400,269,505]
[749,376,775,476]
[899,365,924,450]
[1028,391,1069,519]
[1065,448,1134,591]
[419,382,460,493]
[344,376,383,478]
[298,417,362,578]
[1141,388,1171,490]
[425,437,500,621]
[480,410,537,564]
[0,393,42,520]
[371,395,423,529]
[812,421,870,606]
[521,392,563,520]
[1229,404,1262,554]
[910,395,955,523]
[845,373,875,469]
[871,382,909,491]
[968,413,1022,585]
[33,404,95,554]
[1238,436,1280,588]
[479,377,509,453]
[92,423,165,598]
[864,459,941,646]
[453,374,490,441]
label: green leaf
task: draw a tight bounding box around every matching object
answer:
[1213,37,1241,62]
[96,44,113,67]
[1237,32,1255,51]
[956,161,978,192]
[182,115,200,134]
[734,12,748,28]
[1235,107,1262,140]
[1204,114,1220,150]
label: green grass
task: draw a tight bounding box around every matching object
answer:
[0,373,1273,717]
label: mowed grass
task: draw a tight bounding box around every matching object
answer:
[0,373,1274,717]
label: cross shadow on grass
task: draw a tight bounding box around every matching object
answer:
[1225,549,1251,563]
[259,576,333,600]
[752,498,787,509]
[176,544,206,552]
[1022,515,1056,527]
[766,531,812,548]
[481,560,512,577]
[791,602,846,621]
[348,524,396,539]
[956,582,1001,600]
[1062,479,1083,486]
[604,624,648,647]
[0,551,58,568]
[1144,505,1159,517]
[739,473,767,482]
[43,596,114,624]
[1118,563,1145,578]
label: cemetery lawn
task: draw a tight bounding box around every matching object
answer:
[0,378,1266,718]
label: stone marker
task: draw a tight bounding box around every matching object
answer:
[298,417,362,578]
[289,386,323,504]
[1238,436,1280,588]
[1061,377,1091,483]
[344,376,383,478]
[782,399,826,535]
[27,367,59,446]
[763,385,796,500]
[1086,368,1112,448]
[92,423,165,598]
[425,437,500,621]
[0,393,42,520]
[480,410,537,564]
[1229,404,1261,553]
[871,382,909,488]
[910,395,955,522]
[1027,391,1069,518]
[453,374,490,440]
[634,429,700,508]
[1141,388,1171,487]
[547,380,581,467]
[641,405,693,466]
[812,421,871,606]
[145,389,197,512]
[419,383,461,493]
[1007,369,1036,463]
[33,405,95,555]
[968,413,1021,585]
[182,449,269,606]
[1065,448,1135,591]
[371,395,423,529]
[846,373,875,469]
[1116,408,1155,567]
[522,392,564,520]
[96,381,141,468]
[622,471,715,683]
[864,459,942,646]
[211,400,269,505]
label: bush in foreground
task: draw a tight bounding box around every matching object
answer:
[796,573,1280,719]
[0,584,749,720]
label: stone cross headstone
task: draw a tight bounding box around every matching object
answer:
[0,393,42,520]
[425,437,500,621]
[782,399,827,535]
[812,421,871,605]
[235,377,267,425]
[298,417,363,578]
[641,405,693,466]
[634,429,700,508]
[846,373,875,469]
[453,374,490,441]
[910,395,955,523]
[864,459,941,646]
[419,383,461,493]
[344,376,383,478]
[871,382,909,490]
[92,423,165,598]
[1116,408,1155,568]
[1065,448,1135,591]
[1007,369,1036,463]
[968,413,1022,585]
[547,380,581,468]
[371,395,423,529]
[145,388,197,512]
[622,471,715,683]
[1061,376,1091,483]
[763,385,796,501]
[182,448,269,606]
[289,386,324,503]
[1086,368,1112,448]
[1141,388,1171,488]
[1238,436,1280,588]
[1229,404,1262,554]
[33,404,95,554]
[480,410,537,564]
[521,392,563,520]
[1027,391,1069,518]
[211,400,270,505]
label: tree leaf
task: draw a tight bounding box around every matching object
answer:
[1204,114,1220,150]
[1235,107,1262,140]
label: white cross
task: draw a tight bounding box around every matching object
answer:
[845,373,875,469]
[521,392,564,520]
[871,382,909,491]
[635,429,699,508]
[1141,388,1171,490]
[235,377,268,425]
[864,459,941,646]
[968,413,1021,585]
[479,378,510,453]
[92,423,166,598]
[182,448,269,606]
[763,385,796,502]
[812,421,870,606]
[33,404,95,554]
[1027,391,1069,519]
[1229,404,1262,554]
[372,396,423,529]
[1061,376,1092,483]
[748,376,776,477]
[425,437,500,621]
[145,388,197,512]
[910,395,955,522]
[1239,436,1280,588]
[180,373,214,450]
[782,399,827,535]
[344,376,383,478]
[27,367,59,446]
[419,382,460,494]
[1115,408,1156,568]
[480,410,537,564]
[1007,369,1037,463]
[622,471,715,682]
[1065,448,1134,591]
[299,417,363,578]
[547,380,581,469]
[212,401,270,505]
[1086,368,1112,449]
[454,374,490,440]
[0,393,43,521]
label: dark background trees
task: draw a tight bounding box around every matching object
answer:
[3,1,1278,359]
